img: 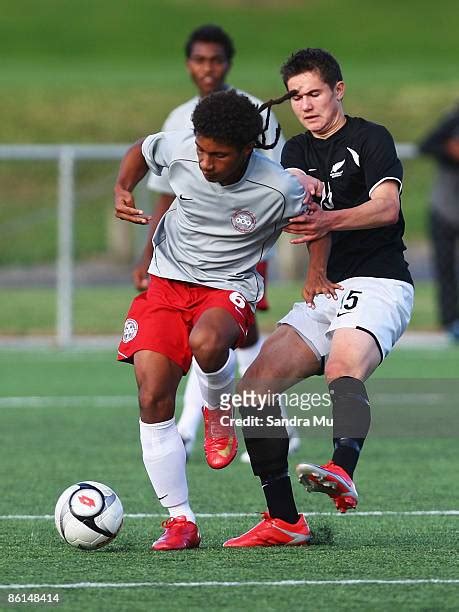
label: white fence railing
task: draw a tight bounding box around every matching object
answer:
[0,143,419,347]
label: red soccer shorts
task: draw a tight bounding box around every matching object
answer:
[117,275,254,373]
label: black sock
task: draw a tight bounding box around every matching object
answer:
[240,403,289,477]
[260,471,299,524]
[332,441,362,479]
[239,403,298,523]
[329,376,371,478]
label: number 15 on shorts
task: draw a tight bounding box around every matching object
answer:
[337,290,362,317]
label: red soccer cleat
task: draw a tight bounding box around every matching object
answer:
[296,460,358,513]
[151,516,201,551]
[202,405,238,469]
[223,512,311,548]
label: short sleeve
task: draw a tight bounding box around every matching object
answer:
[282,172,307,221]
[146,169,174,194]
[362,125,403,196]
[145,103,195,193]
[281,136,308,173]
[141,132,174,176]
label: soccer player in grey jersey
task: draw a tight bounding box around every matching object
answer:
[114,89,336,550]
[133,25,296,462]
[140,129,294,302]
[134,25,285,288]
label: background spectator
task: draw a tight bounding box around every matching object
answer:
[420,105,459,341]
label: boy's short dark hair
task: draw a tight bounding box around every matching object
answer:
[185,25,235,62]
[192,90,262,150]
[281,48,343,89]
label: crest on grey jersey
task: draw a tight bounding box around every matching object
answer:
[231,210,257,233]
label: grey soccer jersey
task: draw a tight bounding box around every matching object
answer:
[147,88,285,194]
[141,130,305,305]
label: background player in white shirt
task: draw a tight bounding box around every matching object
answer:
[132,24,298,460]
[114,90,336,550]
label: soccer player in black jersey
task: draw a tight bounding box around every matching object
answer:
[224,48,414,548]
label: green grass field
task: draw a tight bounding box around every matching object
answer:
[2,0,458,142]
[0,347,458,610]
[1,6,457,609]
[0,280,441,336]
[0,0,458,265]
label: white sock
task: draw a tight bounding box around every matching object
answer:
[193,350,236,410]
[177,366,203,442]
[236,336,264,376]
[139,418,195,523]
[168,501,196,523]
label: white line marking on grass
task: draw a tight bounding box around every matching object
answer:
[0,395,187,408]
[0,392,451,409]
[1,510,458,521]
[125,510,459,519]
[0,396,137,408]
[1,579,458,590]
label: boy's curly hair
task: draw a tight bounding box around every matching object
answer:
[192,89,294,150]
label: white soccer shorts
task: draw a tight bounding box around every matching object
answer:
[278,277,414,361]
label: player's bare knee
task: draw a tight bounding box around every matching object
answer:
[189,327,229,368]
[236,354,276,399]
[324,359,365,385]
[189,326,215,354]
[137,386,175,423]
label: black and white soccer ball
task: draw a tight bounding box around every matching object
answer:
[54,481,124,550]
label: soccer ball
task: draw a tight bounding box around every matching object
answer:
[55,481,124,550]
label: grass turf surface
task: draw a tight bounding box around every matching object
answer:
[0,347,457,610]
[0,280,442,336]
[0,0,458,266]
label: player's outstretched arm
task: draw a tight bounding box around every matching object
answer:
[114,140,152,225]
[285,181,401,244]
[303,235,343,308]
[132,193,175,291]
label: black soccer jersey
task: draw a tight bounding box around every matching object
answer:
[282,116,413,285]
